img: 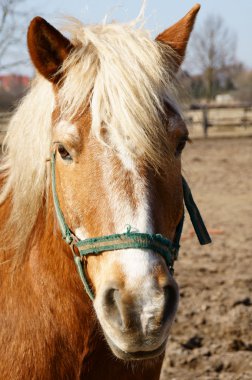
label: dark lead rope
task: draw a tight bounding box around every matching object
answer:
[51,152,211,300]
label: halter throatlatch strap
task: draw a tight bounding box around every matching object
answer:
[51,152,211,301]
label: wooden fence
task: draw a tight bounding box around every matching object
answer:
[185,103,252,138]
[1,104,252,144]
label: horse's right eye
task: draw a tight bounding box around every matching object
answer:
[58,145,72,161]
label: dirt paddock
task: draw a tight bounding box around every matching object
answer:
[161,137,252,380]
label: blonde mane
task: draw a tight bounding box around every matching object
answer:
[0,16,180,258]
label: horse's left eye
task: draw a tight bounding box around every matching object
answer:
[175,139,187,157]
[58,145,72,161]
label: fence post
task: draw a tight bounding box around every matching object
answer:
[202,106,209,138]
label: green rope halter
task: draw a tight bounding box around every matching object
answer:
[51,152,211,300]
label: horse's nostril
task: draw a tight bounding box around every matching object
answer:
[103,288,124,329]
[162,285,178,323]
[104,288,117,306]
[164,285,174,298]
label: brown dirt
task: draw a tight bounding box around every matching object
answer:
[161,137,252,380]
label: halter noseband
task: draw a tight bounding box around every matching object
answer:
[51,152,211,300]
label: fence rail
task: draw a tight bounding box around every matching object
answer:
[185,103,252,138]
[1,104,252,144]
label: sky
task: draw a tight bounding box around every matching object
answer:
[6,0,252,75]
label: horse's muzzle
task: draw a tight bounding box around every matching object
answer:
[95,274,179,360]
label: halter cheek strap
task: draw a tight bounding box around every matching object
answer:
[51,152,211,300]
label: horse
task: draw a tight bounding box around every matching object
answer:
[0,4,210,379]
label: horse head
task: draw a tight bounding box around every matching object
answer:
[26,4,200,361]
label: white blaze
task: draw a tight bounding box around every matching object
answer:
[102,148,159,282]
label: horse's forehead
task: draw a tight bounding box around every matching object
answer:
[53,110,147,175]
[54,120,79,142]
[52,103,92,149]
[52,93,185,178]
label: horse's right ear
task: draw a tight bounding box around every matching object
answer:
[156,4,200,69]
[27,17,73,83]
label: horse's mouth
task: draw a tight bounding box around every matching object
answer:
[105,335,167,361]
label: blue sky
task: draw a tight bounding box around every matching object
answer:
[10,0,252,74]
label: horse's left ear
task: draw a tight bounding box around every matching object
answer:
[27,17,73,83]
[156,4,200,68]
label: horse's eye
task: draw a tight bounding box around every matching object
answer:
[175,138,187,157]
[58,145,72,161]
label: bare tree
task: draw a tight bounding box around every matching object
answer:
[0,0,28,71]
[184,14,237,100]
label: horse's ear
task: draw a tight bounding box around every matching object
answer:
[156,4,200,68]
[27,17,73,83]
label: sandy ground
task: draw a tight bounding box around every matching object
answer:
[161,137,252,380]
